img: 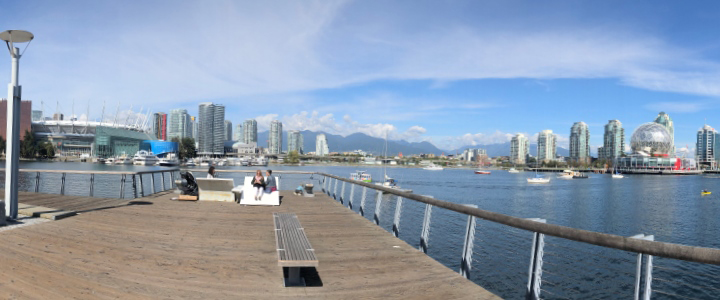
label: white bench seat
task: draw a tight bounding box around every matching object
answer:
[239,176,280,206]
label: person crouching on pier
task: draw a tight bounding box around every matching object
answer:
[265,170,277,193]
[252,170,266,200]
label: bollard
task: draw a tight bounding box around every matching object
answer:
[348,184,355,209]
[525,218,546,300]
[392,196,403,238]
[419,203,433,254]
[460,205,478,279]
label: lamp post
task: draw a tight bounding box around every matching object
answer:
[1,30,34,220]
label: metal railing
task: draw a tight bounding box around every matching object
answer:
[316,172,720,299]
[0,168,180,199]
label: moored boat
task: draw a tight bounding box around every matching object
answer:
[474,170,491,174]
[133,150,160,166]
[508,168,520,173]
[350,171,372,183]
[423,163,443,171]
[558,170,574,179]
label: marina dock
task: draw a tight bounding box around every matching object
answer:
[0,190,498,299]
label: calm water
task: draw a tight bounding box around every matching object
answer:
[3,162,720,299]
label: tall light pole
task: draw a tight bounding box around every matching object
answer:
[1,30,34,220]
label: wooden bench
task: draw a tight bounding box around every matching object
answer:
[273,213,318,286]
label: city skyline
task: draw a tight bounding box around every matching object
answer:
[4,1,720,152]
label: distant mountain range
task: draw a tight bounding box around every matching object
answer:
[253,130,573,157]
[256,130,444,155]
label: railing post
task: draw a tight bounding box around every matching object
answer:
[348,183,355,209]
[419,203,433,254]
[170,171,175,188]
[139,174,144,197]
[89,173,95,197]
[525,218,546,300]
[120,174,126,199]
[339,181,346,204]
[392,196,403,238]
[60,172,66,195]
[631,234,654,300]
[132,174,138,199]
[161,172,166,191]
[460,205,478,279]
[150,173,156,194]
[359,186,368,216]
[322,176,326,193]
[373,191,383,225]
[333,177,338,200]
[34,171,40,193]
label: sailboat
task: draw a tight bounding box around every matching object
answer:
[527,171,550,183]
[375,132,412,193]
[611,168,624,179]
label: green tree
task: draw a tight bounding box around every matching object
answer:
[287,150,300,164]
[37,142,56,158]
[20,130,37,158]
[176,137,197,160]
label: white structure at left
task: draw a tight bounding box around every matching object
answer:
[2,30,34,220]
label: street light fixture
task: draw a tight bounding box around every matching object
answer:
[1,30,34,220]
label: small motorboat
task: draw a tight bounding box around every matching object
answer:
[423,163,444,171]
[558,170,574,179]
[508,168,520,173]
[702,190,712,195]
[474,170,491,175]
[572,172,588,179]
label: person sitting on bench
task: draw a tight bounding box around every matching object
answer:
[265,170,277,193]
[207,166,217,179]
[251,170,266,201]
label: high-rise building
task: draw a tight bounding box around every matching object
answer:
[268,120,283,154]
[315,134,329,156]
[243,119,257,144]
[288,130,303,154]
[600,120,624,160]
[510,133,529,164]
[537,130,557,163]
[697,125,720,168]
[198,103,225,155]
[654,112,674,155]
[167,109,191,140]
[570,121,590,164]
[31,110,42,122]
[233,124,243,141]
[191,116,198,140]
[224,120,232,141]
[153,112,167,140]
[0,100,32,140]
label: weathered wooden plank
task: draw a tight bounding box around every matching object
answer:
[0,190,498,299]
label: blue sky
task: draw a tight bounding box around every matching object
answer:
[2,1,720,152]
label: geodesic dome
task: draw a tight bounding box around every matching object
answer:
[630,122,673,154]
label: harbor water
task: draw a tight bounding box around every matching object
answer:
[3,162,720,298]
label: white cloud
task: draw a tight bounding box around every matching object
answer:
[8,0,720,117]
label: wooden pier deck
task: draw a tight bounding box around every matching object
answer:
[0,191,498,299]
